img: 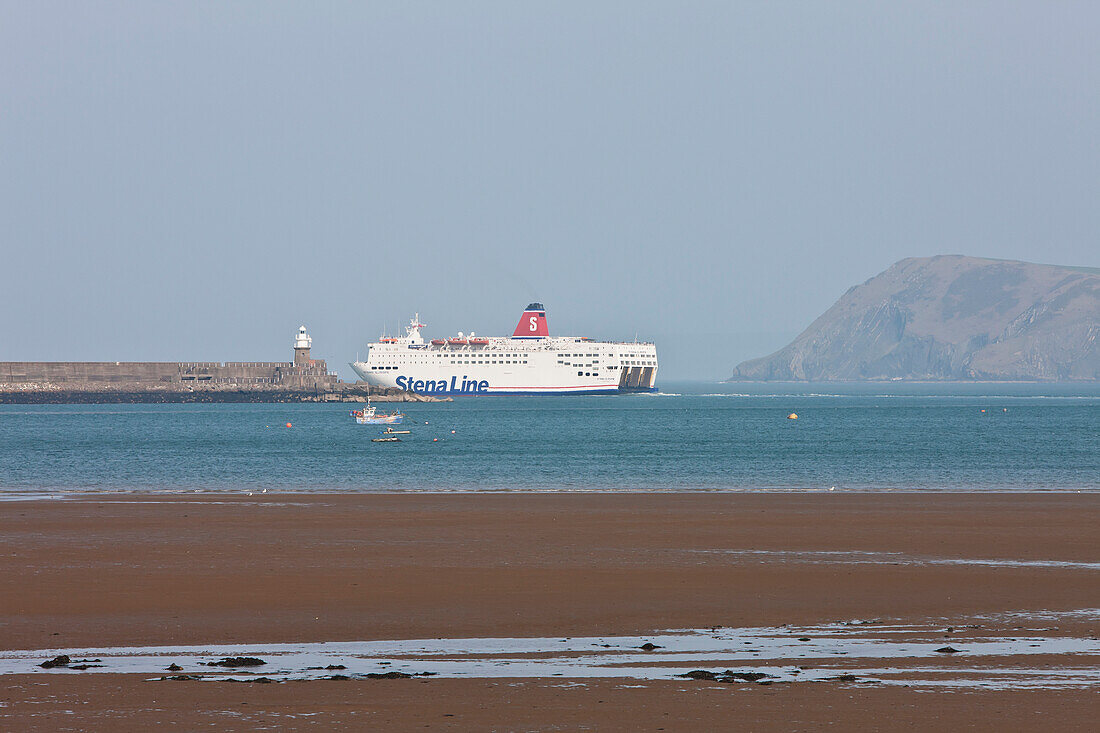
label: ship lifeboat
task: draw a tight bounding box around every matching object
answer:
[379,337,398,343]
[448,338,468,346]
[430,339,446,346]
[469,337,489,346]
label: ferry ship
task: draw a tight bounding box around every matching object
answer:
[350,304,658,395]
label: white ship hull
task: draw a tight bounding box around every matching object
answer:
[350,305,657,396]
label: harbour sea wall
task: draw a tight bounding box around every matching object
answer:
[0,361,447,404]
[0,326,456,403]
[0,360,337,389]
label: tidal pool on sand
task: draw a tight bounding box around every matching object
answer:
[3,614,1097,691]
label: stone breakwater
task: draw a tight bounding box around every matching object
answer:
[0,383,450,404]
[0,360,452,403]
[0,360,338,389]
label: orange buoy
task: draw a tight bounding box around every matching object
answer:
[286,422,292,428]
[433,438,438,442]
[787,413,798,420]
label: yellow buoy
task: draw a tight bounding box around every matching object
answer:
[787,413,798,420]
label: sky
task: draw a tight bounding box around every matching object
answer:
[2,2,1097,380]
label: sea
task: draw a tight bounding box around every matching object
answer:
[0,382,1097,496]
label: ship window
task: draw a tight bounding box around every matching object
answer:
[578,371,583,376]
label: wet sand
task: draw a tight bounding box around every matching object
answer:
[4,674,1098,732]
[1,492,1097,730]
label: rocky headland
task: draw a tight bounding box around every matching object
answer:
[730,256,1099,381]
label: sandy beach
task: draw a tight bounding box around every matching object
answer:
[2,492,1097,730]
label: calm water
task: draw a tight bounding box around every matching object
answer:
[1,382,1097,495]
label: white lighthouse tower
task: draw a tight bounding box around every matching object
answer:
[293,326,312,366]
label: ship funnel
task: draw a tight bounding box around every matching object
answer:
[512,302,549,338]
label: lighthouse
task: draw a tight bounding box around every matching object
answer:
[293,326,312,366]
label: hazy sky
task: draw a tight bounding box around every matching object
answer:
[2,2,1097,379]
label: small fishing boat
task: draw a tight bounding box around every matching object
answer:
[371,436,401,443]
[382,429,411,435]
[351,399,404,425]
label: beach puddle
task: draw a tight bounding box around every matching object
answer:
[1,614,1097,690]
[689,549,1100,571]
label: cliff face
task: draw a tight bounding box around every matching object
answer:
[730,256,1100,381]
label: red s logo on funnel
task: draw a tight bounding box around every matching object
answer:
[512,303,549,338]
